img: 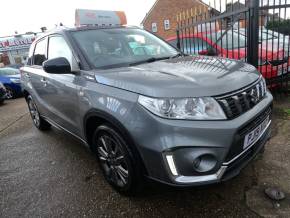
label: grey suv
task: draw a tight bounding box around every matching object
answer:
[21,26,273,195]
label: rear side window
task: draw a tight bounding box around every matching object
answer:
[26,45,35,66]
[48,36,73,65]
[169,38,213,55]
[33,39,47,66]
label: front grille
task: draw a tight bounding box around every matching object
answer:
[216,78,267,119]
[225,106,272,162]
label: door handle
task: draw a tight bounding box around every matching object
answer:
[24,72,31,78]
[40,77,48,86]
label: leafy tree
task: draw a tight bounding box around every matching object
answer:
[266,19,290,35]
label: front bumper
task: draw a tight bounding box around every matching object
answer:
[170,118,271,185]
[126,91,273,186]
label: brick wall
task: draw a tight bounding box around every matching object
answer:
[142,0,210,40]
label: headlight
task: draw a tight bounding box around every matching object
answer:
[10,78,21,83]
[138,95,226,120]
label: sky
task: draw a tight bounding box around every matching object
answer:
[0,0,156,36]
[1,0,289,37]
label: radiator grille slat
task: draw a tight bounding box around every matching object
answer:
[216,79,266,119]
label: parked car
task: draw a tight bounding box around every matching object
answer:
[233,27,290,66]
[0,82,6,104]
[7,63,24,69]
[167,30,290,79]
[0,67,22,99]
[21,26,273,195]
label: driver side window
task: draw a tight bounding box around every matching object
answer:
[48,36,77,68]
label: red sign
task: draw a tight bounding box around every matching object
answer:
[0,36,35,51]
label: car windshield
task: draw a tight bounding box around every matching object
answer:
[71,28,179,69]
[234,29,277,41]
[0,67,20,76]
[207,30,247,50]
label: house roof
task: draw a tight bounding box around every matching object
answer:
[141,0,214,25]
[141,0,160,25]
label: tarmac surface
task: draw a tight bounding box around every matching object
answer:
[1,98,289,218]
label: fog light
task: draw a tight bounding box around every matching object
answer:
[193,157,201,169]
[193,154,217,173]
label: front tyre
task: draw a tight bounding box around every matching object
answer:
[27,95,51,131]
[92,124,143,195]
[5,86,15,99]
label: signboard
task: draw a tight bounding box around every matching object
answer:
[0,35,35,52]
[75,9,127,27]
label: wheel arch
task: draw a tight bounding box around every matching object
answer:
[22,89,30,100]
[83,109,148,175]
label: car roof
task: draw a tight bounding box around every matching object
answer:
[38,25,140,38]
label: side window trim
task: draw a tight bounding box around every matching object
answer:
[31,36,48,68]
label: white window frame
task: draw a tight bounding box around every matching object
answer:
[151,23,157,33]
[164,19,170,30]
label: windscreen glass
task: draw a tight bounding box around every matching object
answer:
[71,28,178,69]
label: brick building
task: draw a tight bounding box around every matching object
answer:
[141,0,214,39]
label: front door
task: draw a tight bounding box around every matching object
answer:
[44,35,81,136]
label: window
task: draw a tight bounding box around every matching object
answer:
[168,38,212,55]
[48,36,73,65]
[151,23,157,33]
[33,39,47,66]
[183,38,212,54]
[0,67,19,76]
[164,20,170,30]
[207,30,247,49]
[71,28,178,69]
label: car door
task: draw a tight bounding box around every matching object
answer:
[44,34,81,136]
[27,37,51,116]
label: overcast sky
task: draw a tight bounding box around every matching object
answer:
[1,0,289,37]
[0,0,156,36]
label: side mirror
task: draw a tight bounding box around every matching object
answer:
[198,49,209,55]
[43,57,71,74]
[207,47,218,56]
[198,47,218,56]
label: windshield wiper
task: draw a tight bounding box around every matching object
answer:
[129,56,171,66]
[171,52,187,58]
[129,53,186,67]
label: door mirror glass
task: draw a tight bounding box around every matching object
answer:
[43,57,71,74]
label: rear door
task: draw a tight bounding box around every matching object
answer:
[26,37,51,116]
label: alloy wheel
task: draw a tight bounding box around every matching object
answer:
[96,134,129,188]
[28,99,40,127]
[5,87,13,99]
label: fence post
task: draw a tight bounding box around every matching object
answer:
[176,29,181,50]
[247,0,259,67]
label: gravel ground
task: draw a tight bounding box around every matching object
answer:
[0,97,289,218]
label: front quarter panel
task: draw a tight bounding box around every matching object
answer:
[78,76,139,139]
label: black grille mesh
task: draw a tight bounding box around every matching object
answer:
[216,78,267,119]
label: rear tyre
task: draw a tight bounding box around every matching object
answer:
[27,95,51,131]
[5,86,15,99]
[92,124,143,195]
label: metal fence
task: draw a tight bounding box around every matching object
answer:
[175,0,290,93]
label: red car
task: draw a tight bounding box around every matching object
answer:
[167,30,290,80]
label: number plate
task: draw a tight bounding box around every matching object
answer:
[243,116,270,150]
